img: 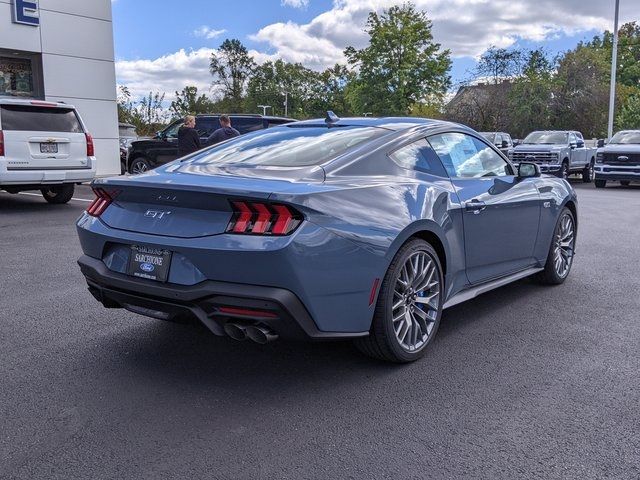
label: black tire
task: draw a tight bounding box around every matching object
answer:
[129,157,151,175]
[41,184,75,204]
[594,179,606,188]
[557,161,569,179]
[582,160,594,183]
[620,180,631,186]
[355,239,444,363]
[536,207,576,285]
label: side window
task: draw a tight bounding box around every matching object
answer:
[195,117,218,137]
[568,133,577,145]
[505,134,513,146]
[164,121,183,138]
[427,132,512,178]
[494,133,503,145]
[389,139,448,177]
[232,118,263,135]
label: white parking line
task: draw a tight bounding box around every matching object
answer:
[15,191,93,203]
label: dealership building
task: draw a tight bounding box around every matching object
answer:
[0,0,119,175]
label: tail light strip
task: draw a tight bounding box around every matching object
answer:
[86,187,117,217]
[86,133,95,157]
[227,201,302,236]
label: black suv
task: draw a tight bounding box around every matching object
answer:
[126,114,295,174]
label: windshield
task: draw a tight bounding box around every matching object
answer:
[188,125,388,167]
[609,131,640,144]
[480,132,496,143]
[523,131,568,145]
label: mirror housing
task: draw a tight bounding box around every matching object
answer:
[597,139,605,148]
[569,141,577,149]
[501,140,509,148]
[518,162,541,179]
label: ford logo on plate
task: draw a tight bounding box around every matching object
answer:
[140,263,155,273]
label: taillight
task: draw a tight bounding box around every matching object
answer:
[0,131,4,157]
[226,201,302,235]
[86,133,95,157]
[86,187,116,217]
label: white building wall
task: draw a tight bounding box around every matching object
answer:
[0,0,119,176]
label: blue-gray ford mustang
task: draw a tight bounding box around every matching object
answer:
[77,116,578,363]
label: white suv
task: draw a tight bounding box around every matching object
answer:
[0,98,96,204]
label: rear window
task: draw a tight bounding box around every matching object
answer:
[189,125,388,167]
[0,105,83,133]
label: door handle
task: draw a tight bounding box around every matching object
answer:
[465,200,486,214]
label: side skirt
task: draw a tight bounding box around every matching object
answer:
[443,267,543,309]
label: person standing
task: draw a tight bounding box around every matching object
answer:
[177,115,201,157]
[205,114,240,146]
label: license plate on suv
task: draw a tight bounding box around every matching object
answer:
[40,142,58,154]
[127,245,172,282]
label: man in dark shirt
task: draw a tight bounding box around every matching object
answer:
[206,114,240,146]
[177,115,201,157]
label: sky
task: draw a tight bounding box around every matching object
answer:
[111,0,640,101]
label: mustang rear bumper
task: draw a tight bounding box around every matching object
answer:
[78,255,368,341]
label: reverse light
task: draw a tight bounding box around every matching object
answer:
[86,133,95,157]
[226,201,302,236]
[86,187,116,217]
[0,131,4,157]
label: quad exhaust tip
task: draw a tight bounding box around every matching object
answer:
[245,325,278,344]
[223,322,247,341]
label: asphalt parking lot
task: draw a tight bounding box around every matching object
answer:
[1,181,639,479]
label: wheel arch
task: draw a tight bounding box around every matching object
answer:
[386,221,449,277]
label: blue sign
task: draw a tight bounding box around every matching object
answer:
[12,0,40,26]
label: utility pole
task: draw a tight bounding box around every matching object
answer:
[607,0,620,139]
[283,92,288,117]
[257,105,271,116]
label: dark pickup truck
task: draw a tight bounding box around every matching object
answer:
[595,130,640,188]
[509,130,597,181]
[126,114,295,174]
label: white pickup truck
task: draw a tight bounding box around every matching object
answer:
[0,98,96,204]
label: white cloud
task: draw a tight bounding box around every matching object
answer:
[281,0,309,8]
[193,26,227,39]
[117,0,640,98]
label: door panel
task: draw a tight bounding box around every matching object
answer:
[428,132,541,284]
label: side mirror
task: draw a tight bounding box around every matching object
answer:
[569,141,577,149]
[597,139,605,148]
[501,140,509,148]
[155,131,166,140]
[518,162,541,179]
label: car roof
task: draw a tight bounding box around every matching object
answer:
[194,113,295,121]
[289,116,460,132]
[0,98,76,109]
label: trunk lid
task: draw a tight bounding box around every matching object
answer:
[95,163,324,238]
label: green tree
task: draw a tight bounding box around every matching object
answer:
[116,85,134,124]
[616,93,640,129]
[210,39,256,112]
[170,86,215,116]
[474,46,523,84]
[131,91,168,136]
[344,3,451,115]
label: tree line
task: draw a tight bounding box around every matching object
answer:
[117,3,640,139]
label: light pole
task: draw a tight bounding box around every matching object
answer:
[607,0,620,139]
[257,105,271,116]
[283,92,289,117]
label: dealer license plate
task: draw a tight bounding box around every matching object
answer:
[40,143,58,154]
[127,245,172,282]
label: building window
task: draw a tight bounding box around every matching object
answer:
[0,52,43,99]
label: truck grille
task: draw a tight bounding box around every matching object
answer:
[603,153,640,165]
[511,151,558,163]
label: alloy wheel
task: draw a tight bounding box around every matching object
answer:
[392,251,441,352]
[553,213,575,278]
[132,161,148,174]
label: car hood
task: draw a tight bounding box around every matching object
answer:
[599,144,640,154]
[514,144,566,151]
